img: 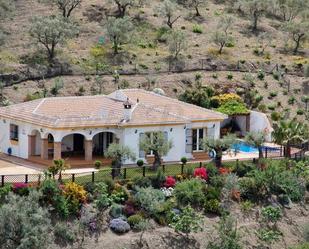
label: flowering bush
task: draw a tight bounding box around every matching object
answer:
[194,168,208,180]
[63,182,87,214]
[211,93,243,106]
[219,167,231,175]
[12,183,29,196]
[160,187,174,197]
[164,176,176,188]
[123,199,138,216]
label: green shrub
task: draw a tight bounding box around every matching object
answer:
[132,176,152,188]
[40,179,69,218]
[110,203,124,218]
[0,185,12,203]
[192,24,203,34]
[205,186,221,201]
[94,160,102,169]
[258,104,267,112]
[267,103,276,110]
[94,182,111,210]
[174,179,205,207]
[156,27,169,42]
[261,206,282,223]
[227,73,233,80]
[137,159,144,167]
[134,187,165,215]
[206,215,243,249]
[127,214,144,228]
[181,157,188,164]
[297,109,304,115]
[54,222,77,245]
[240,200,253,214]
[257,70,265,80]
[288,96,296,105]
[150,170,166,189]
[204,199,221,215]
[206,163,219,178]
[290,243,309,249]
[234,162,255,177]
[269,91,278,98]
[0,191,52,249]
[170,205,203,236]
[271,112,281,121]
[257,228,281,243]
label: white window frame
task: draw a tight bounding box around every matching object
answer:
[192,128,206,152]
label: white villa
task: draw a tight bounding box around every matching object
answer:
[0,89,228,166]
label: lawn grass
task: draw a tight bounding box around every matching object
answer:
[71,159,247,185]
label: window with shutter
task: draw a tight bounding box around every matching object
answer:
[139,133,145,158]
[185,128,192,153]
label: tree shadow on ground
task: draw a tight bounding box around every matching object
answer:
[161,232,200,249]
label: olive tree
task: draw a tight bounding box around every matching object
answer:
[276,0,308,21]
[39,0,82,18]
[240,0,269,32]
[282,18,309,54]
[211,15,234,54]
[167,30,187,59]
[105,143,136,176]
[139,131,173,170]
[109,0,146,18]
[181,0,207,16]
[29,16,78,61]
[256,31,273,55]
[157,0,181,28]
[105,16,133,54]
[0,191,52,249]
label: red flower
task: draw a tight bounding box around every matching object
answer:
[164,176,176,188]
[194,168,208,180]
[219,167,230,175]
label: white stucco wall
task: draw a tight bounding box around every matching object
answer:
[249,111,273,142]
[220,111,273,141]
[122,121,221,164]
[0,119,30,159]
[0,115,222,164]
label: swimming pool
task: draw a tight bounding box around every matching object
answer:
[232,141,258,153]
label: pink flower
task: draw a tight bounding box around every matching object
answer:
[12,182,28,190]
[194,168,208,180]
[164,176,176,188]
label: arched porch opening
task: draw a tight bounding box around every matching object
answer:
[60,133,85,159]
[28,130,41,157]
[92,132,117,157]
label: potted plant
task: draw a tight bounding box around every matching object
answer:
[94,160,102,169]
[137,159,144,167]
[181,157,188,165]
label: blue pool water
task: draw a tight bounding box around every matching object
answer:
[232,142,258,153]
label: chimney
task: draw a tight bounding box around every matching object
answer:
[123,98,133,121]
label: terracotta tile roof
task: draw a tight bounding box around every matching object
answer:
[0,89,226,129]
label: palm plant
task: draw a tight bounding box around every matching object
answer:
[245,131,267,160]
[272,120,309,158]
[203,134,236,167]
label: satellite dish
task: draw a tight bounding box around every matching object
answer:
[208,149,216,159]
